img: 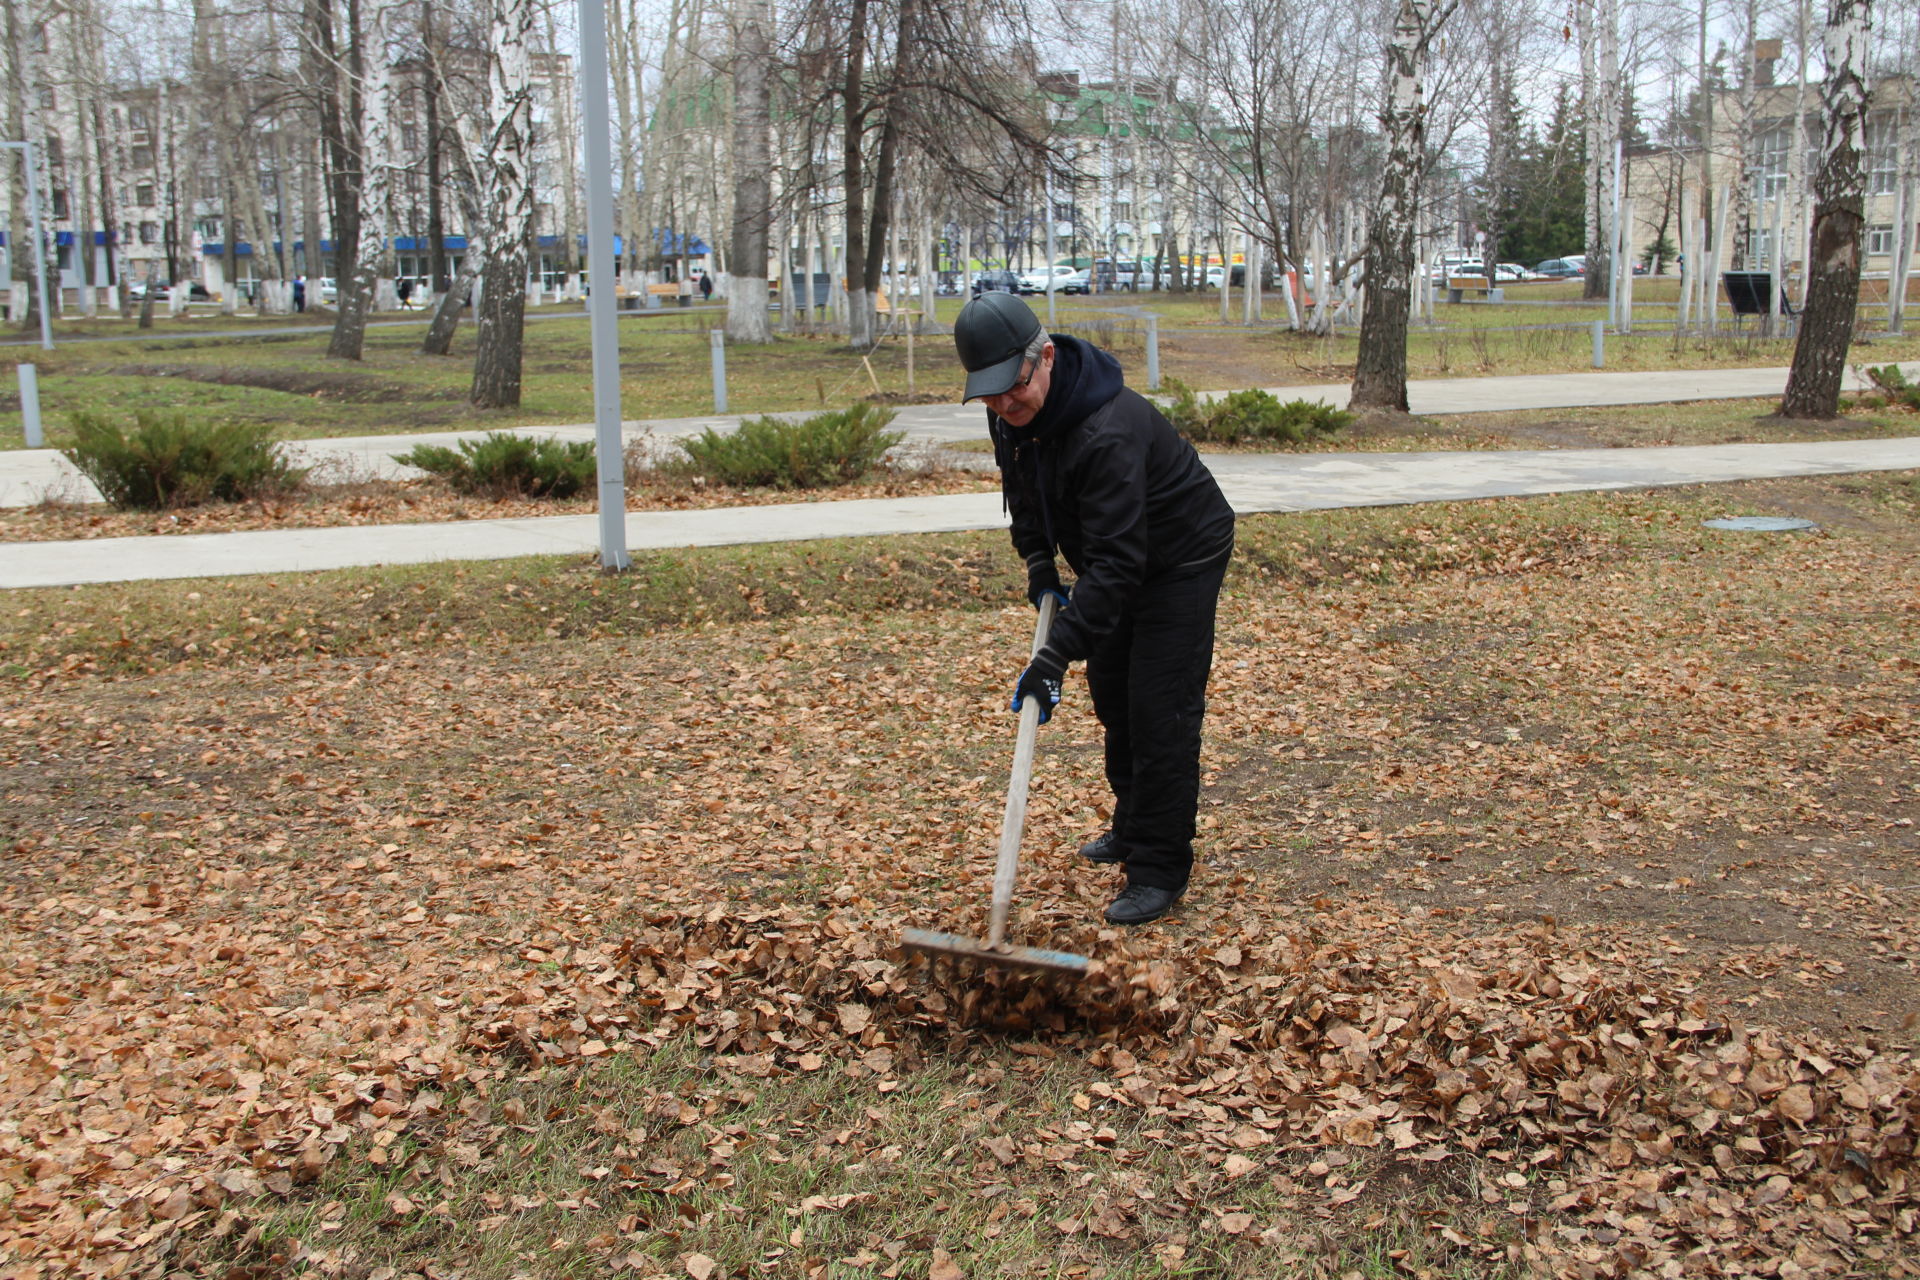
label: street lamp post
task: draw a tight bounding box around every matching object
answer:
[2,139,56,351]
[576,0,630,570]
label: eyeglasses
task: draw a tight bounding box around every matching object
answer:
[991,359,1036,399]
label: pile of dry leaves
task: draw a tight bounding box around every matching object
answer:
[3,485,1917,1278]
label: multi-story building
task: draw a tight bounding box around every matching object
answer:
[1,44,579,309]
[1622,64,1915,290]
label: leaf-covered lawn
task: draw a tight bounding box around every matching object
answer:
[2,475,1917,1279]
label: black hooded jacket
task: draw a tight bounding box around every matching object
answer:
[989,335,1236,675]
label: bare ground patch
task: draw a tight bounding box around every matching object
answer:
[101,362,443,403]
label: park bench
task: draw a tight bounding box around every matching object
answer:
[646,281,689,308]
[1446,275,1504,304]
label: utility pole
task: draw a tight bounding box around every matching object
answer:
[576,0,630,569]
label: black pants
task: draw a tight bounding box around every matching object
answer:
[1083,553,1230,891]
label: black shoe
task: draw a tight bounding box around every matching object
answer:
[1104,883,1185,925]
[1079,831,1126,864]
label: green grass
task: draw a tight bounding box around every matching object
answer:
[7,288,1916,450]
[189,1039,1529,1280]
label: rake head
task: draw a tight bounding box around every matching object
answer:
[900,927,1092,978]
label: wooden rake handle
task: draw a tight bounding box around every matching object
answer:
[986,592,1058,949]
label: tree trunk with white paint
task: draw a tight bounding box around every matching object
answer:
[331,4,397,361]
[1780,0,1871,420]
[1350,0,1456,411]
[472,0,536,408]
[725,0,772,343]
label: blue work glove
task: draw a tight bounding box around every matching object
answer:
[1011,663,1063,725]
[1026,559,1069,611]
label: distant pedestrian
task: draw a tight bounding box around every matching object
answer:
[397,277,416,310]
[292,277,306,312]
[699,272,713,302]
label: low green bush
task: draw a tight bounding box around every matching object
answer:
[680,404,904,489]
[1864,364,1920,410]
[1159,378,1352,446]
[394,432,598,498]
[64,411,305,510]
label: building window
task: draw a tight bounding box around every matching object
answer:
[45,135,63,167]
[130,147,153,169]
[1749,120,1807,202]
[136,181,155,206]
[401,125,420,151]
[1864,225,1896,257]
[38,87,55,111]
[140,221,159,244]
[1864,115,1898,197]
[129,105,150,131]
[52,188,69,219]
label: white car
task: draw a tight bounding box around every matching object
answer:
[1018,265,1081,295]
[1431,255,1485,281]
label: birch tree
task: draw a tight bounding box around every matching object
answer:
[316,0,367,357]
[1350,0,1460,412]
[330,0,397,360]
[1779,0,1872,419]
[1579,0,1622,300]
[726,0,772,342]
[471,0,535,408]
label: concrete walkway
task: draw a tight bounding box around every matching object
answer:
[9,362,1916,509]
[4,363,1918,590]
[7,436,1919,590]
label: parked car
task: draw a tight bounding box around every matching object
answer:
[1203,264,1248,289]
[1092,258,1141,291]
[1493,262,1532,282]
[1018,264,1082,294]
[318,277,339,303]
[971,269,1021,296]
[1533,258,1584,279]
[1430,255,1485,281]
[130,280,214,302]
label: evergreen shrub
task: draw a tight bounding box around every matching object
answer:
[1160,378,1352,445]
[680,404,904,489]
[64,411,306,510]
[394,432,598,498]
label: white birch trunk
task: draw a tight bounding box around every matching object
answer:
[1676,189,1693,330]
[1788,0,1812,301]
[471,0,537,406]
[347,12,396,323]
[1350,0,1456,409]
[1596,0,1620,293]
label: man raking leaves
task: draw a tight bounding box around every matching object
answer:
[920,293,1237,944]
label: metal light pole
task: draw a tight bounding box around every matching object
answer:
[576,0,630,571]
[2,140,55,351]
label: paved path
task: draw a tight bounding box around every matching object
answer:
[8,363,1915,507]
[5,362,1918,590]
[7,437,1918,590]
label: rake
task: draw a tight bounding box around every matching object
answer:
[902,593,1092,978]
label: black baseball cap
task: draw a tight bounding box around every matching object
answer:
[954,292,1044,402]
